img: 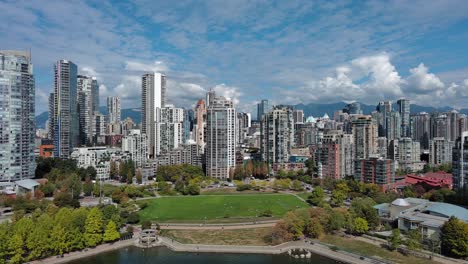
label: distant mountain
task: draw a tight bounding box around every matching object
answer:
[35,107,141,128]
[293,102,468,118]
[36,102,468,128]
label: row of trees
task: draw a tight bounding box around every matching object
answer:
[0,206,122,264]
[267,207,368,244]
[230,161,269,180]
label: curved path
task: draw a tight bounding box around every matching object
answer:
[159,220,278,230]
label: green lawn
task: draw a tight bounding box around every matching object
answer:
[138,194,308,223]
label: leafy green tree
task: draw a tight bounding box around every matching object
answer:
[291,180,303,191]
[84,207,104,247]
[353,217,369,235]
[440,216,468,258]
[406,229,423,250]
[8,234,25,264]
[307,186,324,206]
[51,225,68,255]
[350,197,379,229]
[0,223,11,263]
[186,184,200,195]
[103,220,120,242]
[39,182,55,197]
[27,214,52,260]
[331,190,347,206]
[388,229,401,250]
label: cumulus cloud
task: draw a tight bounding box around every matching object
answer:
[351,53,403,97]
[125,60,169,73]
[212,84,242,105]
[405,63,444,93]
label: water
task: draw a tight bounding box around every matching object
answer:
[68,246,339,264]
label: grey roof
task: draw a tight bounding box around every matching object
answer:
[15,179,39,190]
[425,202,468,221]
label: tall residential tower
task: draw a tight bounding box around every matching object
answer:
[51,60,78,158]
[0,50,36,181]
[141,72,166,158]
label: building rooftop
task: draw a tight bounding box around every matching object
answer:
[15,179,39,190]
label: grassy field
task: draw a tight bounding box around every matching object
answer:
[161,227,274,246]
[138,194,307,223]
[320,235,441,264]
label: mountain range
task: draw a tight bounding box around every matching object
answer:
[35,102,468,128]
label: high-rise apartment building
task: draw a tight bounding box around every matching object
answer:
[385,111,401,141]
[452,131,468,191]
[317,131,354,179]
[156,105,184,155]
[343,102,363,115]
[397,99,410,138]
[194,99,206,153]
[261,105,295,164]
[107,96,121,124]
[354,157,395,190]
[411,112,431,149]
[52,60,78,158]
[122,129,148,167]
[293,109,304,124]
[351,115,377,160]
[205,93,236,179]
[77,75,98,145]
[429,137,453,166]
[257,99,270,121]
[141,72,166,158]
[0,50,36,181]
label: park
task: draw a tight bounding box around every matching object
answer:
[138,193,308,223]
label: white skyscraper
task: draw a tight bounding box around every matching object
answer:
[0,50,36,181]
[77,75,98,145]
[141,72,166,158]
[107,96,121,124]
[122,129,148,167]
[206,92,236,179]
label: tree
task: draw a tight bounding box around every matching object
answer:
[136,169,143,184]
[353,217,369,235]
[103,221,120,243]
[406,229,422,250]
[440,216,468,258]
[186,184,200,195]
[110,160,118,179]
[8,234,25,264]
[305,221,324,238]
[350,197,379,229]
[53,192,80,208]
[331,190,347,207]
[291,180,303,191]
[84,207,104,247]
[388,229,401,251]
[83,181,94,196]
[307,186,324,206]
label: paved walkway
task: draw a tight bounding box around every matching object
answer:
[159,237,385,264]
[160,220,278,230]
[28,237,137,264]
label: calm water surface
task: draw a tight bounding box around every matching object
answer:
[69,246,339,264]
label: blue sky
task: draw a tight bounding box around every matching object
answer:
[1,0,468,114]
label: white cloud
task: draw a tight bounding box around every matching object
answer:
[80,66,99,77]
[213,84,242,105]
[125,61,169,73]
[405,63,444,93]
[351,53,403,97]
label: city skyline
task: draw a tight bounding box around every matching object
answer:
[1,1,468,115]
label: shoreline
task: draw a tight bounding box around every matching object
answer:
[30,236,380,264]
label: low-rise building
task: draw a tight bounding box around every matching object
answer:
[374,198,468,240]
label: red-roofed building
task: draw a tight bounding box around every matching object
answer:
[394,171,452,191]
